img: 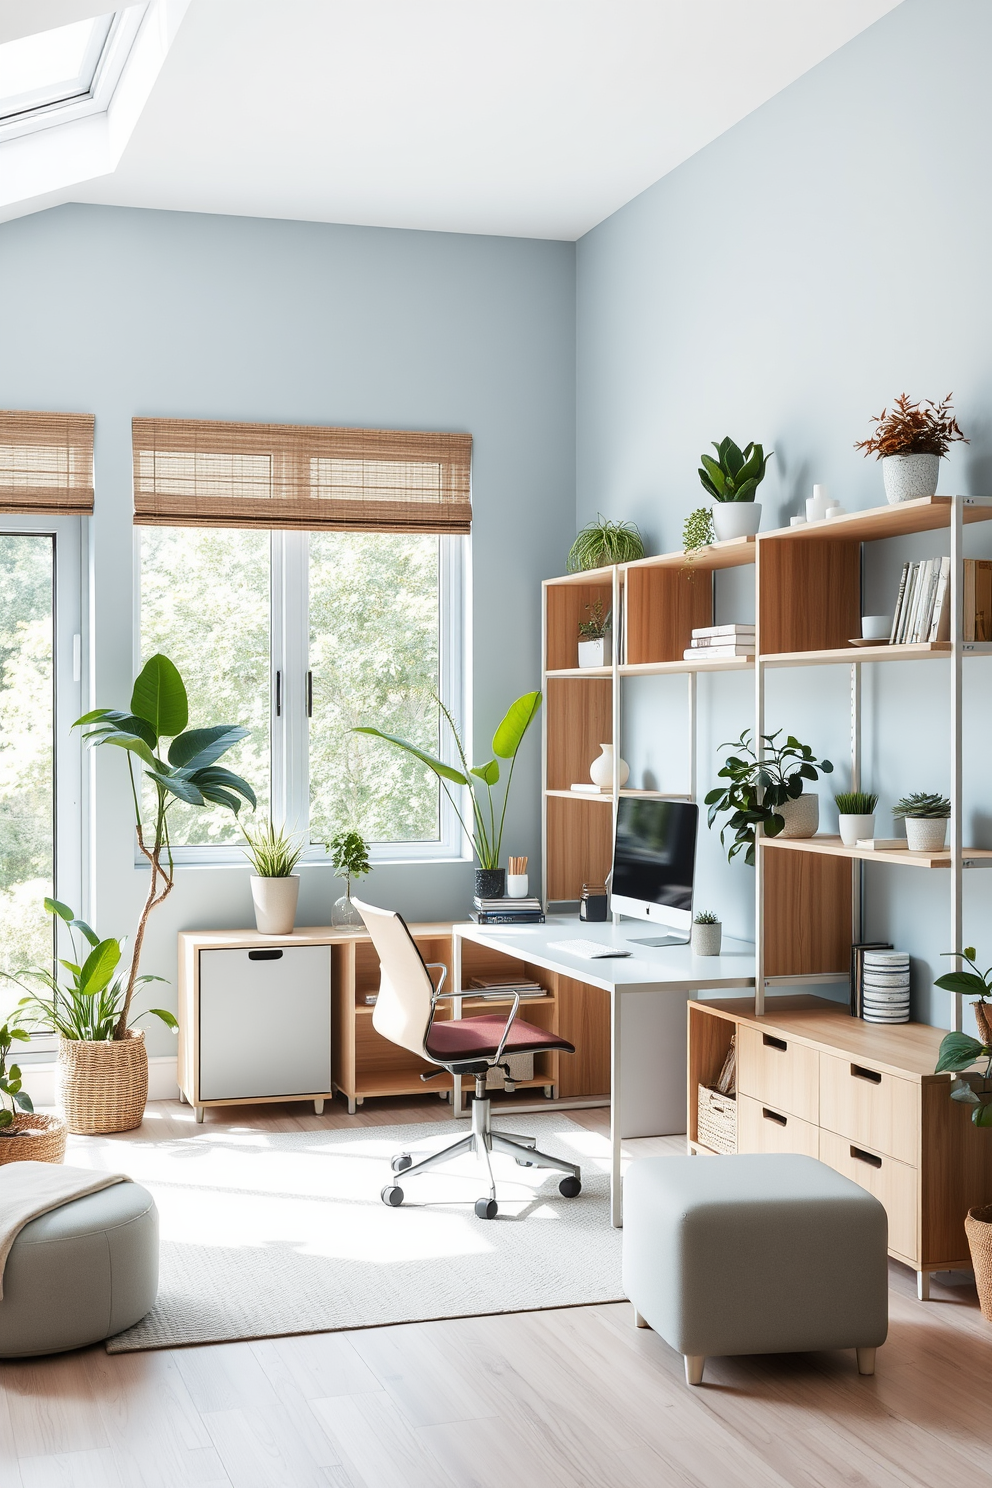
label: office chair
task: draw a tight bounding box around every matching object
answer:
[354,897,581,1219]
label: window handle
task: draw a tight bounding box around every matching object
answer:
[306,669,313,718]
[276,670,282,717]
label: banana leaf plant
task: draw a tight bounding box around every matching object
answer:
[75,654,256,1038]
[354,691,541,871]
[934,947,992,1126]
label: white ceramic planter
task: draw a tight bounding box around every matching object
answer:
[839,812,875,847]
[691,921,722,957]
[904,816,948,852]
[882,453,939,504]
[589,743,629,789]
[712,502,761,541]
[776,792,819,838]
[250,875,300,934]
[578,637,607,668]
[506,874,529,898]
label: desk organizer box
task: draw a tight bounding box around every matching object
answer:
[862,950,910,1024]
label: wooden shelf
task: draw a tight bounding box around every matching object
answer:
[760,834,992,869]
[545,788,691,803]
[620,536,756,572]
[761,641,992,667]
[620,656,753,676]
[544,564,616,587]
[545,666,612,679]
[760,494,992,544]
[353,1068,454,1097]
[545,788,612,802]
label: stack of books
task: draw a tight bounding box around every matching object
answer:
[468,974,547,999]
[850,940,892,1016]
[471,895,545,925]
[683,623,755,661]
[889,557,951,643]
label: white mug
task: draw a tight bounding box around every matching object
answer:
[861,614,892,640]
[507,874,529,898]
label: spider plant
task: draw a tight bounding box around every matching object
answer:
[567,516,645,572]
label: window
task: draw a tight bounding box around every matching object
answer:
[134,419,470,863]
[0,9,145,139]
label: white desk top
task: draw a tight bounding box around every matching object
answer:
[453,915,756,995]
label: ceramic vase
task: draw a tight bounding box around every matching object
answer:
[776,792,819,838]
[838,812,875,847]
[589,743,629,789]
[578,637,607,668]
[882,453,939,504]
[475,867,505,899]
[506,874,529,898]
[691,921,722,957]
[904,816,947,852]
[250,875,300,935]
[712,502,761,541]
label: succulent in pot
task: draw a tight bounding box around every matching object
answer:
[705,729,833,867]
[691,911,722,957]
[854,393,968,504]
[577,600,612,669]
[834,790,879,847]
[698,438,773,541]
[243,820,305,934]
[893,792,950,852]
[566,515,645,573]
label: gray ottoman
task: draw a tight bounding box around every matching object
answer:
[0,1182,158,1357]
[623,1153,888,1385]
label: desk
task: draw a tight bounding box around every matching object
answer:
[452,917,755,1225]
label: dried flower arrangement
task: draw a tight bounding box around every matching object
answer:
[578,600,611,641]
[854,393,968,460]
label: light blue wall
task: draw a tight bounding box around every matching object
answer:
[0,204,575,1051]
[575,0,992,1030]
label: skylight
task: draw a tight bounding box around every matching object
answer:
[0,13,116,125]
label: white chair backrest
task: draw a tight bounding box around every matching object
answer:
[354,898,437,1059]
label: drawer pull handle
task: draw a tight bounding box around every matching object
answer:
[851,1064,882,1084]
[763,1034,788,1052]
[248,949,284,961]
[850,1146,882,1169]
[762,1108,787,1127]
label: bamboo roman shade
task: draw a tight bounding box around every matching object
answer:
[132,418,472,534]
[0,410,95,514]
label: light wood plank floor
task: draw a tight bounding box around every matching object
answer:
[2,1096,991,1488]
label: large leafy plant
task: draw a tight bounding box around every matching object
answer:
[75,654,256,1038]
[934,947,992,1127]
[705,729,834,867]
[698,438,772,503]
[355,692,542,871]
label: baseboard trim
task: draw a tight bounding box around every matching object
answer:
[23,1055,179,1108]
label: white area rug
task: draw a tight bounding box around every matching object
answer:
[64,1115,622,1352]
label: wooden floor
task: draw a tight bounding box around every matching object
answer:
[2,1096,992,1488]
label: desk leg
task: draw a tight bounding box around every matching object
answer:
[611,989,622,1227]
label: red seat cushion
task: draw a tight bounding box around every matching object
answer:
[426,1013,575,1061]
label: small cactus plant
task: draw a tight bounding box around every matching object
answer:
[693,910,719,925]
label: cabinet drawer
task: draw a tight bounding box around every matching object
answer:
[737,1025,818,1123]
[818,1128,918,1262]
[819,1051,919,1165]
[737,1094,819,1158]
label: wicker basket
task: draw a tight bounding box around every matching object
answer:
[697,1084,737,1154]
[965,1203,992,1323]
[56,1029,148,1135]
[0,1112,67,1165]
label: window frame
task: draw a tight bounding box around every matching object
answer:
[0,9,146,142]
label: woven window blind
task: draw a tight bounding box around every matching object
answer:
[0,410,95,514]
[132,418,472,534]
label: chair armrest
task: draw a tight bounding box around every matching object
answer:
[429,987,521,1064]
[425,962,447,999]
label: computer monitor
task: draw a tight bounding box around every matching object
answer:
[610,797,698,947]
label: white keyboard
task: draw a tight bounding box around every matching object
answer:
[545,939,632,960]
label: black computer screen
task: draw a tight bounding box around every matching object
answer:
[612,798,698,910]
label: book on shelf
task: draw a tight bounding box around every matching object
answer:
[468,975,546,999]
[854,838,907,850]
[690,624,756,641]
[888,555,986,644]
[470,910,545,925]
[570,782,611,793]
[964,558,992,642]
[473,896,543,911]
[683,644,755,660]
[850,941,893,1017]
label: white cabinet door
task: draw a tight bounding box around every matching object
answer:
[198,946,331,1100]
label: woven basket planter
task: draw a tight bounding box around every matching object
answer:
[697,1084,736,1154]
[965,1204,992,1323]
[0,1112,67,1165]
[56,1029,148,1135]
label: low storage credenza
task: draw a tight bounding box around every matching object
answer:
[688,994,992,1298]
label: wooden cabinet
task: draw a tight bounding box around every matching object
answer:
[689,995,992,1295]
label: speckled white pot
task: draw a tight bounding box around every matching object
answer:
[904,816,947,852]
[776,792,819,838]
[250,875,300,934]
[691,921,722,957]
[712,502,762,540]
[882,453,939,504]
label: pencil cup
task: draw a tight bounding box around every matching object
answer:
[507,874,529,898]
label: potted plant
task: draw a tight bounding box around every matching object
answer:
[326,830,371,926]
[834,790,878,847]
[356,690,542,900]
[567,515,645,573]
[0,1013,65,1165]
[691,911,722,957]
[705,729,834,866]
[682,507,715,556]
[854,393,968,504]
[72,653,255,1129]
[893,792,950,852]
[577,601,611,668]
[698,437,772,542]
[5,899,177,1136]
[243,821,304,935]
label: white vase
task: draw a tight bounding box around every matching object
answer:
[506,874,529,898]
[578,637,607,668]
[839,812,875,847]
[691,921,722,957]
[904,816,947,852]
[712,502,761,541]
[250,875,300,935]
[882,453,940,504]
[776,792,819,838]
[589,743,629,789]
[806,485,832,522]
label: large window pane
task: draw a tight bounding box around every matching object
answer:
[0,534,53,984]
[308,532,440,844]
[140,528,270,844]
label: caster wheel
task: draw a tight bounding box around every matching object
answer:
[559,1176,582,1198]
[475,1198,498,1220]
[391,1153,413,1173]
[381,1185,404,1207]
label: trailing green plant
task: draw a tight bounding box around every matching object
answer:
[355,691,541,872]
[698,438,772,504]
[682,507,715,553]
[893,792,950,819]
[705,729,834,868]
[577,600,611,641]
[693,910,719,925]
[0,1015,33,1129]
[855,393,968,460]
[4,899,177,1043]
[834,791,879,815]
[934,946,992,1126]
[567,515,645,573]
[326,831,371,896]
[75,653,256,1038]
[243,820,304,878]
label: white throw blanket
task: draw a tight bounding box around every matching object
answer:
[0,1161,129,1298]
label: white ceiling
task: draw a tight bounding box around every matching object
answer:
[12,0,903,240]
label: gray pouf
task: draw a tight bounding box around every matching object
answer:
[623,1153,888,1385]
[0,1181,158,1357]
